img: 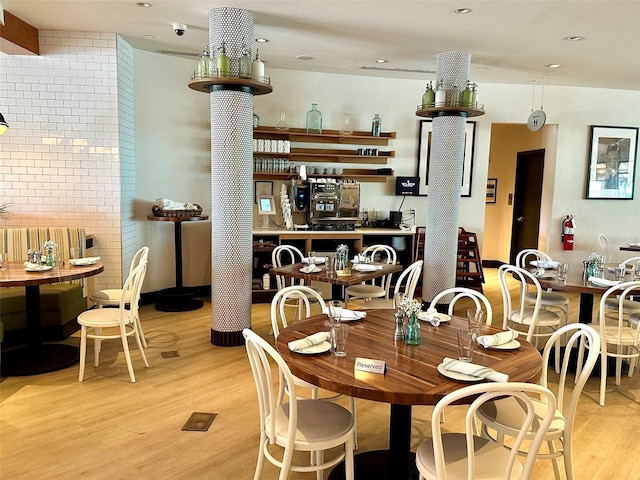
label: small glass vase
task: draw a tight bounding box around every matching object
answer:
[306,103,322,134]
[46,251,55,267]
[405,315,421,345]
[340,113,353,136]
[275,111,289,131]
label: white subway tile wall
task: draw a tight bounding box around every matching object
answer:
[0,31,134,292]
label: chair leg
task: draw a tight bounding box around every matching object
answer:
[278,447,294,480]
[121,331,136,383]
[344,436,355,480]
[315,451,324,480]
[253,435,267,480]
[599,352,608,406]
[349,396,358,450]
[563,435,575,480]
[134,328,149,368]
[94,327,102,367]
[136,316,148,348]
[78,326,87,382]
[548,440,561,480]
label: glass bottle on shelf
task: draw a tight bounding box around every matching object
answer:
[275,111,289,131]
[460,80,473,107]
[451,81,459,107]
[340,113,353,136]
[239,44,252,79]
[371,113,381,137]
[421,81,434,108]
[434,79,446,107]
[253,112,260,128]
[306,103,322,134]
[196,45,213,78]
[217,42,230,77]
[471,83,479,107]
[252,49,265,81]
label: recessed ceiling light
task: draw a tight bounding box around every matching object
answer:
[453,7,472,14]
[135,2,152,7]
[255,38,269,43]
[296,55,314,61]
[564,35,584,41]
[376,59,388,64]
[143,34,155,39]
[547,64,561,68]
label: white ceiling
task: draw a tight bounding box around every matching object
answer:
[3,0,640,91]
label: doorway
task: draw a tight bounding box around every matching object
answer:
[509,149,545,264]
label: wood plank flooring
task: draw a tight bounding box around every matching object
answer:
[1,269,639,479]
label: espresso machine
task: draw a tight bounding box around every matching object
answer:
[308,179,360,231]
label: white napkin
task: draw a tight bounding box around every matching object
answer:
[303,257,324,264]
[588,276,620,287]
[23,261,47,271]
[533,268,546,278]
[288,332,330,351]
[333,308,366,321]
[154,197,198,210]
[477,330,519,348]
[300,264,319,274]
[353,264,381,272]
[442,357,509,382]
[531,260,560,269]
[70,256,101,265]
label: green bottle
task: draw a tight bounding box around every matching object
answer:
[461,80,473,107]
[217,42,230,77]
[421,81,434,108]
[196,45,213,78]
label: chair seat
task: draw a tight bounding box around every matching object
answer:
[476,396,565,442]
[362,298,394,310]
[90,289,129,306]
[345,284,386,298]
[605,297,640,314]
[78,308,134,329]
[510,308,560,327]
[525,291,569,306]
[601,325,640,346]
[268,399,354,449]
[415,433,522,480]
[629,312,640,326]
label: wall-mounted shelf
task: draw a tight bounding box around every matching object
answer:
[188,76,273,95]
[252,168,393,183]
[254,127,395,145]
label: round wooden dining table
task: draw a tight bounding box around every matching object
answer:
[275,309,542,480]
[1,261,104,376]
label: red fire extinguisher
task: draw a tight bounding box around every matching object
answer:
[561,214,575,250]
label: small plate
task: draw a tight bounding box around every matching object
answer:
[417,312,451,323]
[437,363,483,382]
[303,257,325,264]
[293,341,331,355]
[530,260,560,269]
[299,266,321,273]
[486,339,521,350]
[25,265,53,272]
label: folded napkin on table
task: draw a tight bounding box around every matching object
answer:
[533,268,546,278]
[531,260,560,269]
[333,308,366,321]
[23,261,44,270]
[353,264,382,272]
[442,357,509,382]
[288,332,330,352]
[70,256,101,265]
[477,330,519,348]
[588,276,620,287]
[300,264,319,274]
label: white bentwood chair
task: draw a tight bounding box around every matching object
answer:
[344,244,396,308]
[498,264,561,346]
[429,286,493,325]
[363,260,423,310]
[603,256,640,317]
[243,328,355,480]
[89,246,150,347]
[271,244,322,318]
[415,382,557,480]
[78,261,149,383]
[475,323,600,480]
[516,248,570,328]
[593,280,640,406]
[271,285,358,449]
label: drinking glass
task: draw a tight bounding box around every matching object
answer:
[466,309,485,340]
[70,247,79,260]
[596,255,606,272]
[558,263,569,281]
[307,251,316,265]
[457,329,474,362]
[331,324,349,357]
[327,300,343,328]
[615,266,626,281]
[635,261,640,280]
[2,252,9,269]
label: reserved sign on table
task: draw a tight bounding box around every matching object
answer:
[355,357,386,374]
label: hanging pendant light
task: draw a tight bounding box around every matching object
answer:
[0,113,8,136]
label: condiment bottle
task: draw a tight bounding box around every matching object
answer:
[239,44,252,79]
[217,42,230,77]
[252,48,265,81]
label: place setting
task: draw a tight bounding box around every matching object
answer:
[300,251,324,273]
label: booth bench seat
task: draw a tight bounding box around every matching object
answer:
[0,227,89,346]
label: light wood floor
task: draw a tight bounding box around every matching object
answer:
[1,269,639,479]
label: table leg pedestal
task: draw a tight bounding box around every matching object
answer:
[327,404,418,480]
[578,292,594,324]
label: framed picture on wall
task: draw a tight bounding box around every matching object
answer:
[416,120,476,197]
[486,178,497,203]
[586,125,638,200]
